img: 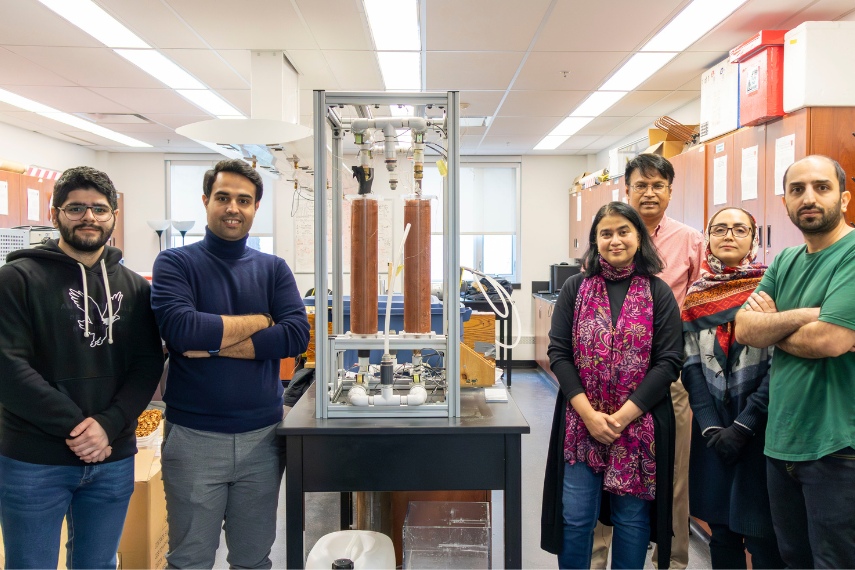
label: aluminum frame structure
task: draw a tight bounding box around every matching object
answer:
[313,90,461,419]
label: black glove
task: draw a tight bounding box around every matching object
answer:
[707,423,753,465]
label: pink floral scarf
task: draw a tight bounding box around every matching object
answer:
[564,257,657,500]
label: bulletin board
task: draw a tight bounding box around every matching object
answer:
[294,197,393,274]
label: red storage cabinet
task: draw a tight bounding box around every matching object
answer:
[731,30,787,127]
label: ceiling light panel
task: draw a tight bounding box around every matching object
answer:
[376,52,421,90]
[176,90,244,117]
[37,0,149,48]
[0,88,56,114]
[551,116,594,137]
[599,53,678,91]
[534,136,569,150]
[363,0,421,51]
[642,0,750,52]
[114,50,205,90]
[571,92,628,117]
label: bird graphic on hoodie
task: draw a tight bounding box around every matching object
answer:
[68,289,123,347]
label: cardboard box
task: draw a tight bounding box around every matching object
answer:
[570,172,591,193]
[784,21,855,112]
[117,449,169,569]
[700,57,740,142]
[642,129,695,159]
[732,30,786,126]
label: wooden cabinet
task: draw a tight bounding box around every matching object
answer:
[806,107,855,227]
[667,155,686,224]
[110,191,125,253]
[18,175,52,226]
[733,126,768,262]
[682,146,707,232]
[0,170,21,228]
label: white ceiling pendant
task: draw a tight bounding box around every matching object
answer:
[176,51,311,145]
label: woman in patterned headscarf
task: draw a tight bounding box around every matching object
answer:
[682,207,783,569]
[541,201,682,570]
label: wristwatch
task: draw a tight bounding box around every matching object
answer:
[208,349,220,357]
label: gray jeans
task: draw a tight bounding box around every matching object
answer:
[161,420,285,569]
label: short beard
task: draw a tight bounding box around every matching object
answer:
[58,219,115,253]
[788,198,842,235]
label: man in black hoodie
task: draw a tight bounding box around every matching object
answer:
[0,166,164,569]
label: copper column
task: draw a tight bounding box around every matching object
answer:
[403,199,432,333]
[350,196,378,335]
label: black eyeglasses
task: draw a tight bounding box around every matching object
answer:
[710,225,751,238]
[57,205,114,222]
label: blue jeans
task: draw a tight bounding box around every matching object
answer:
[559,461,652,570]
[0,454,134,569]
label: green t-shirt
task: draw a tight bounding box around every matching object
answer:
[751,230,855,461]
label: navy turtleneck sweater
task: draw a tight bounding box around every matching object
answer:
[151,227,310,433]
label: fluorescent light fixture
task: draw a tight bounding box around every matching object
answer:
[363,0,420,51]
[534,136,569,150]
[376,52,421,90]
[600,52,677,91]
[461,117,491,128]
[38,112,152,147]
[115,50,205,89]
[571,92,628,117]
[0,88,56,113]
[37,0,149,48]
[176,90,244,117]
[390,105,414,116]
[550,116,594,137]
[0,88,150,147]
[642,0,750,52]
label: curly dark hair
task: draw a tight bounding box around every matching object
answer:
[203,159,264,203]
[52,166,118,211]
[582,201,665,277]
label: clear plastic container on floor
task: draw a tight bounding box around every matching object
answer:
[403,501,491,569]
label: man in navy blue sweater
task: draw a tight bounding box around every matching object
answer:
[151,159,310,569]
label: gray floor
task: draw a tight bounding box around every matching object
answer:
[212,369,711,569]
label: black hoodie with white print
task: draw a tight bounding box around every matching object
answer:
[0,240,164,465]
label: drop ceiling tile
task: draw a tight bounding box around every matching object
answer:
[122,132,200,147]
[513,52,629,91]
[98,0,207,49]
[1,111,87,130]
[457,91,505,117]
[0,48,75,87]
[461,135,483,150]
[577,116,632,136]
[0,1,101,47]
[488,116,562,136]
[145,114,211,129]
[2,86,132,114]
[59,130,120,146]
[161,49,250,89]
[426,53,524,91]
[217,50,252,83]
[96,122,174,133]
[639,52,722,91]
[427,0,552,51]
[535,0,686,52]
[0,112,42,131]
[89,88,207,115]
[294,0,373,50]
[215,90,251,116]
[287,50,341,90]
[323,51,383,90]
[35,130,97,146]
[165,0,317,50]
[559,135,602,150]
[500,90,587,117]
[602,91,670,117]
[5,46,163,89]
[677,72,704,91]
[459,125,488,137]
[606,116,658,139]
[777,0,855,29]
[479,135,541,151]
[641,90,700,118]
[592,135,631,150]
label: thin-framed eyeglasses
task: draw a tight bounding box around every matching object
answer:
[57,205,114,222]
[631,183,670,194]
[709,224,751,238]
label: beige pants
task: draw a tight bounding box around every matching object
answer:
[591,380,692,569]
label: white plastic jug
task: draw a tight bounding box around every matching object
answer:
[305,530,396,570]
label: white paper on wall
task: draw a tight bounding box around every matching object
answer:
[741,146,759,201]
[713,156,728,205]
[774,134,796,196]
[27,188,40,221]
[576,194,581,222]
[0,181,8,216]
[612,189,619,202]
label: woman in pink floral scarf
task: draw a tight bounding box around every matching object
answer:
[541,201,683,569]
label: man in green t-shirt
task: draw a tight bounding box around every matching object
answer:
[735,155,855,569]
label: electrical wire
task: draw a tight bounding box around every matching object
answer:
[461,266,521,350]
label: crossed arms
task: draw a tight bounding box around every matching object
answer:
[735,292,855,358]
[183,314,271,359]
